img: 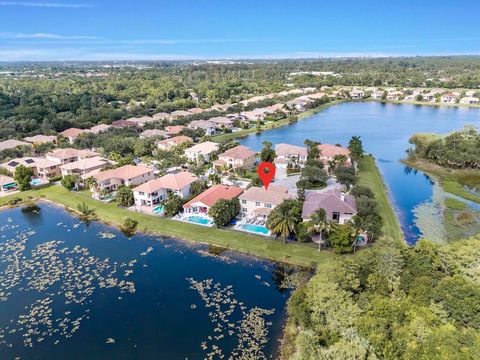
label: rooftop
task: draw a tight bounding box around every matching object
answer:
[94,164,152,182]
[60,128,85,138]
[0,139,32,151]
[183,185,243,209]
[275,143,307,157]
[46,148,97,161]
[318,144,350,158]
[134,172,197,193]
[239,185,291,205]
[23,135,57,144]
[60,156,109,171]
[185,141,219,154]
[219,145,256,160]
[302,189,357,219]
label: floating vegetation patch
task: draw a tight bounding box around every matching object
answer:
[197,249,236,264]
[187,278,274,359]
[0,222,137,349]
[98,231,116,239]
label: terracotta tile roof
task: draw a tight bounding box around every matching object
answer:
[89,124,111,134]
[185,141,218,155]
[46,148,97,161]
[275,143,307,157]
[183,185,243,209]
[94,165,153,182]
[302,189,357,220]
[239,185,291,205]
[60,128,86,138]
[140,129,168,138]
[111,120,137,128]
[165,126,185,135]
[0,139,32,151]
[60,156,109,171]
[188,120,215,130]
[134,172,197,193]
[318,144,350,158]
[219,145,255,160]
[157,135,192,148]
[23,135,57,144]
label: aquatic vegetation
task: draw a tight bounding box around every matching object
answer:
[0,222,137,349]
[187,278,274,359]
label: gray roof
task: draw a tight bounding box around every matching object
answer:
[302,189,356,220]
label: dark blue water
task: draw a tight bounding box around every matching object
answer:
[0,203,293,359]
[239,102,480,243]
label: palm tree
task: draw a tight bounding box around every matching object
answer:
[350,215,369,252]
[308,208,331,251]
[267,207,298,244]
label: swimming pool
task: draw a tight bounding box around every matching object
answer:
[30,178,44,186]
[238,223,270,235]
[152,205,165,215]
[184,215,214,227]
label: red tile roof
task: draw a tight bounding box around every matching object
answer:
[183,185,243,209]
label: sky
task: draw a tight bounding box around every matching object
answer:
[0,0,480,61]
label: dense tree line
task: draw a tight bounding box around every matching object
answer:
[284,237,480,359]
[408,125,480,168]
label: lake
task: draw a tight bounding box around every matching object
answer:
[0,203,294,359]
[239,102,480,244]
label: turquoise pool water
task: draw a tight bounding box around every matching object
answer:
[240,223,270,235]
[152,205,165,214]
[185,215,212,226]
[30,178,43,186]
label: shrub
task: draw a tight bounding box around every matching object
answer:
[120,217,138,237]
[7,197,22,206]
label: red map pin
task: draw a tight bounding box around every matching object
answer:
[257,162,276,190]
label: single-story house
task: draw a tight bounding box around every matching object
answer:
[274,143,308,169]
[183,185,243,215]
[23,135,57,145]
[302,189,357,224]
[60,156,110,179]
[184,141,219,163]
[188,107,206,114]
[239,185,291,220]
[139,129,169,139]
[111,120,138,129]
[46,148,97,165]
[59,128,87,144]
[188,120,216,136]
[0,139,32,152]
[170,110,191,119]
[1,157,39,176]
[350,89,365,99]
[133,171,197,206]
[440,92,459,104]
[213,145,256,170]
[92,164,154,196]
[152,112,170,121]
[386,91,404,101]
[0,175,17,193]
[128,116,158,127]
[460,96,480,105]
[157,136,193,151]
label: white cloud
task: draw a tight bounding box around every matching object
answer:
[0,32,99,39]
[0,1,91,8]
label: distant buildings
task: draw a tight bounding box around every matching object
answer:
[460,96,480,105]
[60,156,110,179]
[23,135,57,145]
[157,136,193,151]
[274,143,307,169]
[59,128,86,144]
[188,120,216,136]
[0,139,32,152]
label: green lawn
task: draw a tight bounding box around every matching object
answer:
[0,185,332,267]
[357,156,404,244]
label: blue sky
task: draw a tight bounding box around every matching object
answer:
[0,0,479,61]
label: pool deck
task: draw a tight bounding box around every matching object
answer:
[235,220,272,237]
[128,204,165,216]
[173,213,215,227]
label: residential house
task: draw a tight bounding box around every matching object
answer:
[1,157,39,176]
[318,144,351,169]
[213,145,256,170]
[46,148,97,165]
[460,96,480,105]
[170,110,191,119]
[92,165,154,196]
[60,156,110,179]
[350,89,365,99]
[183,185,243,215]
[0,175,17,193]
[184,142,218,163]
[23,135,57,145]
[274,143,308,169]
[188,107,206,114]
[241,108,270,121]
[34,158,62,180]
[238,185,291,220]
[165,125,185,136]
[208,116,234,130]
[188,120,216,136]
[128,116,158,128]
[440,92,459,104]
[111,120,138,130]
[156,136,192,151]
[286,97,311,112]
[133,171,197,207]
[59,128,86,144]
[152,112,170,121]
[386,91,403,101]
[371,90,385,99]
[422,93,436,102]
[302,189,357,224]
[0,139,32,152]
[139,129,169,139]
[465,90,477,97]
[89,124,111,134]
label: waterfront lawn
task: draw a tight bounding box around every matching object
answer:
[0,185,332,267]
[357,156,404,243]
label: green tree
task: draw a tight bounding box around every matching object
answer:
[304,139,321,166]
[334,166,356,190]
[120,217,138,237]
[260,141,276,162]
[61,174,78,190]
[329,223,355,253]
[164,194,183,216]
[208,198,240,227]
[307,208,331,250]
[190,180,207,197]
[116,185,134,207]
[14,165,33,191]
[348,135,364,166]
[266,199,302,244]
